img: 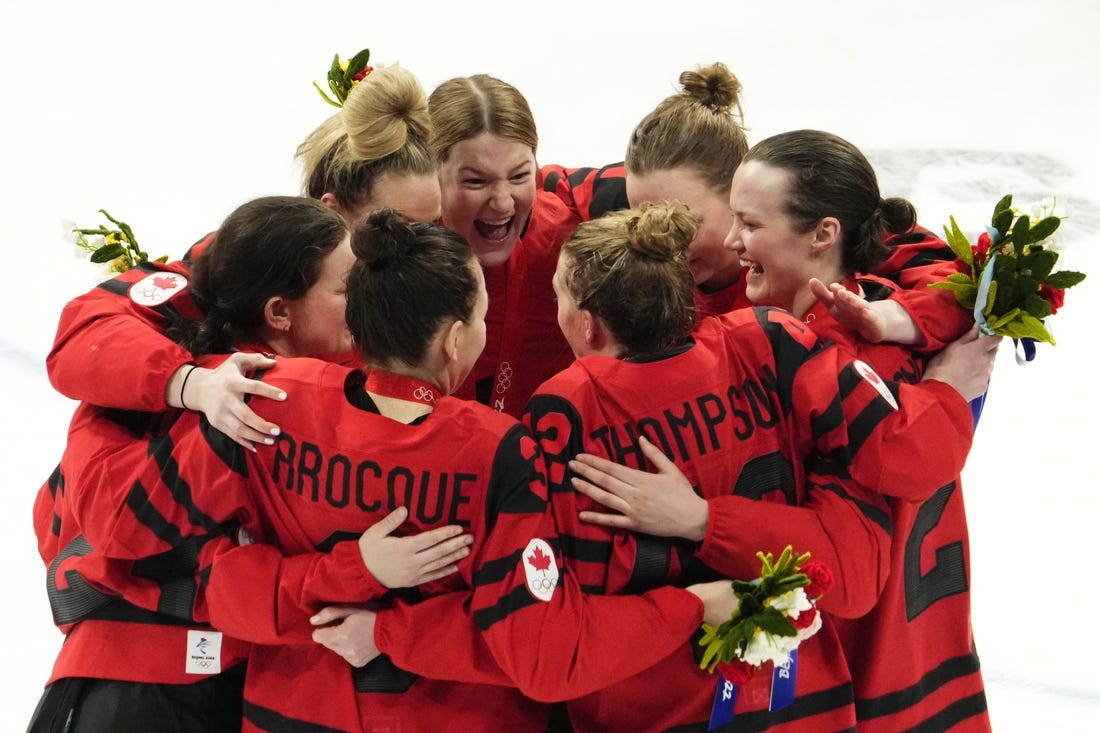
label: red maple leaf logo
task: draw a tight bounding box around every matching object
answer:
[526,544,552,572]
[153,275,180,291]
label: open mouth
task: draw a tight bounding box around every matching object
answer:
[741,258,764,275]
[474,217,514,242]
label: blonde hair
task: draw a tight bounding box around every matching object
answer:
[562,201,698,355]
[296,65,436,212]
[427,74,538,163]
[625,62,748,192]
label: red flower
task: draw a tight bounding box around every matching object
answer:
[1039,284,1065,314]
[790,606,817,630]
[802,560,833,598]
[715,658,755,685]
[353,65,374,81]
[972,232,992,268]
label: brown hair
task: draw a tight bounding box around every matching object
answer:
[346,208,479,366]
[296,65,436,214]
[625,62,748,193]
[427,74,538,163]
[743,129,915,274]
[561,201,697,355]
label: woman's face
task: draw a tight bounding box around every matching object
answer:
[724,160,816,313]
[552,252,589,358]
[438,131,537,268]
[626,167,739,292]
[283,233,356,358]
[354,171,442,224]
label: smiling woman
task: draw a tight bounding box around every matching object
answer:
[427,74,582,417]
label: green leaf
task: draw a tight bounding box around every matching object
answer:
[344,48,372,84]
[992,208,1013,238]
[90,243,125,263]
[754,608,798,636]
[312,81,342,108]
[1023,248,1057,281]
[1028,216,1060,244]
[1023,292,1052,319]
[1046,270,1087,289]
[1010,213,1031,247]
[998,313,1054,344]
[942,217,974,264]
[992,194,1013,219]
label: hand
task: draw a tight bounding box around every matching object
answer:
[172,353,286,451]
[922,324,1002,402]
[569,436,709,541]
[358,506,473,588]
[685,579,739,627]
[311,606,380,667]
[809,278,922,345]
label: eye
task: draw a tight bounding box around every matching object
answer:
[510,172,531,183]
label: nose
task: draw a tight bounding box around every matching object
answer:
[487,182,512,212]
[723,221,743,251]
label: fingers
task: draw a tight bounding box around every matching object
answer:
[310,606,355,626]
[808,277,834,304]
[568,456,638,494]
[571,476,629,512]
[637,435,675,473]
[406,524,466,552]
[367,506,409,538]
[413,533,472,566]
[578,510,637,530]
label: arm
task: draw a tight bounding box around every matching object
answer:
[539,162,629,222]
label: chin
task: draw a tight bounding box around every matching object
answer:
[474,239,519,268]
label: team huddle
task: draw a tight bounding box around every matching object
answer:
[30,58,999,733]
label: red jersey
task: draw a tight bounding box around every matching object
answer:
[451,190,580,417]
[516,306,964,732]
[807,279,990,732]
[46,232,215,411]
[32,400,251,687]
[112,356,704,732]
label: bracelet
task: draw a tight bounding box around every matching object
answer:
[179,365,198,410]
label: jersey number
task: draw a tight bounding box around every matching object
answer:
[904,482,968,621]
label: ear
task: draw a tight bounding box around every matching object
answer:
[319,192,341,212]
[811,217,841,257]
[442,318,465,363]
[582,311,605,351]
[265,296,292,332]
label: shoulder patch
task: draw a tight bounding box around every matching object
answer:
[129,271,187,307]
[853,359,899,410]
[522,537,560,602]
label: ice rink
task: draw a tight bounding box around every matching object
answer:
[3,1,1098,729]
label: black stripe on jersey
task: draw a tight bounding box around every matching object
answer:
[46,463,63,499]
[855,278,896,303]
[351,654,419,693]
[198,413,251,478]
[812,481,893,536]
[753,306,823,417]
[485,424,549,533]
[472,581,551,631]
[585,165,630,220]
[243,700,345,733]
[906,691,989,733]
[622,534,672,594]
[855,651,985,724]
[835,363,902,458]
[733,451,797,504]
[557,532,612,565]
[473,539,563,587]
[146,432,231,532]
[664,681,856,732]
[46,534,112,625]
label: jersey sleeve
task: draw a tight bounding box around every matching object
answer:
[876,226,974,350]
[47,257,205,411]
[375,423,704,702]
[539,162,629,222]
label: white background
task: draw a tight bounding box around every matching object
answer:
[2,1,1098,728]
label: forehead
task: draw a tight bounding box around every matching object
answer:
[368,172,441,223]
[627,168,727,215]
[729,161,791,209]
[443,131,535,173]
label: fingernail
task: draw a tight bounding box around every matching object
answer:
[277,393,287,401]
[270,427,280,436]
[264,438,274,445]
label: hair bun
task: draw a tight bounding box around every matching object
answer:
[679,62,742,114]
[625,201,698,261]
[355,207,418,263]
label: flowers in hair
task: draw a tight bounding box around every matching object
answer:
[69,209,166,274]
[313,48,374,108]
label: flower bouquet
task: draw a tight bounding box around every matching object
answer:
[699,546,832,728]
[70,209,166,274]
[313,48,374,108]
[930,194,1085,349]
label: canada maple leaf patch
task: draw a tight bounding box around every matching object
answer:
[521,538,559,602]
[129,271,187,307]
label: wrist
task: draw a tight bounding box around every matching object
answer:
[683,497,709,542]
[165,363,198,409]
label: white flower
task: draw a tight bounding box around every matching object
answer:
[768,587,812,615]
[1029,196,1068,251]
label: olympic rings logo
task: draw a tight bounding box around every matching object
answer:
[529,575,557,593]
[495,362,514,394]
[413,386,436,402]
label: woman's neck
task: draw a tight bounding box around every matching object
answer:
[364,364,443,423]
